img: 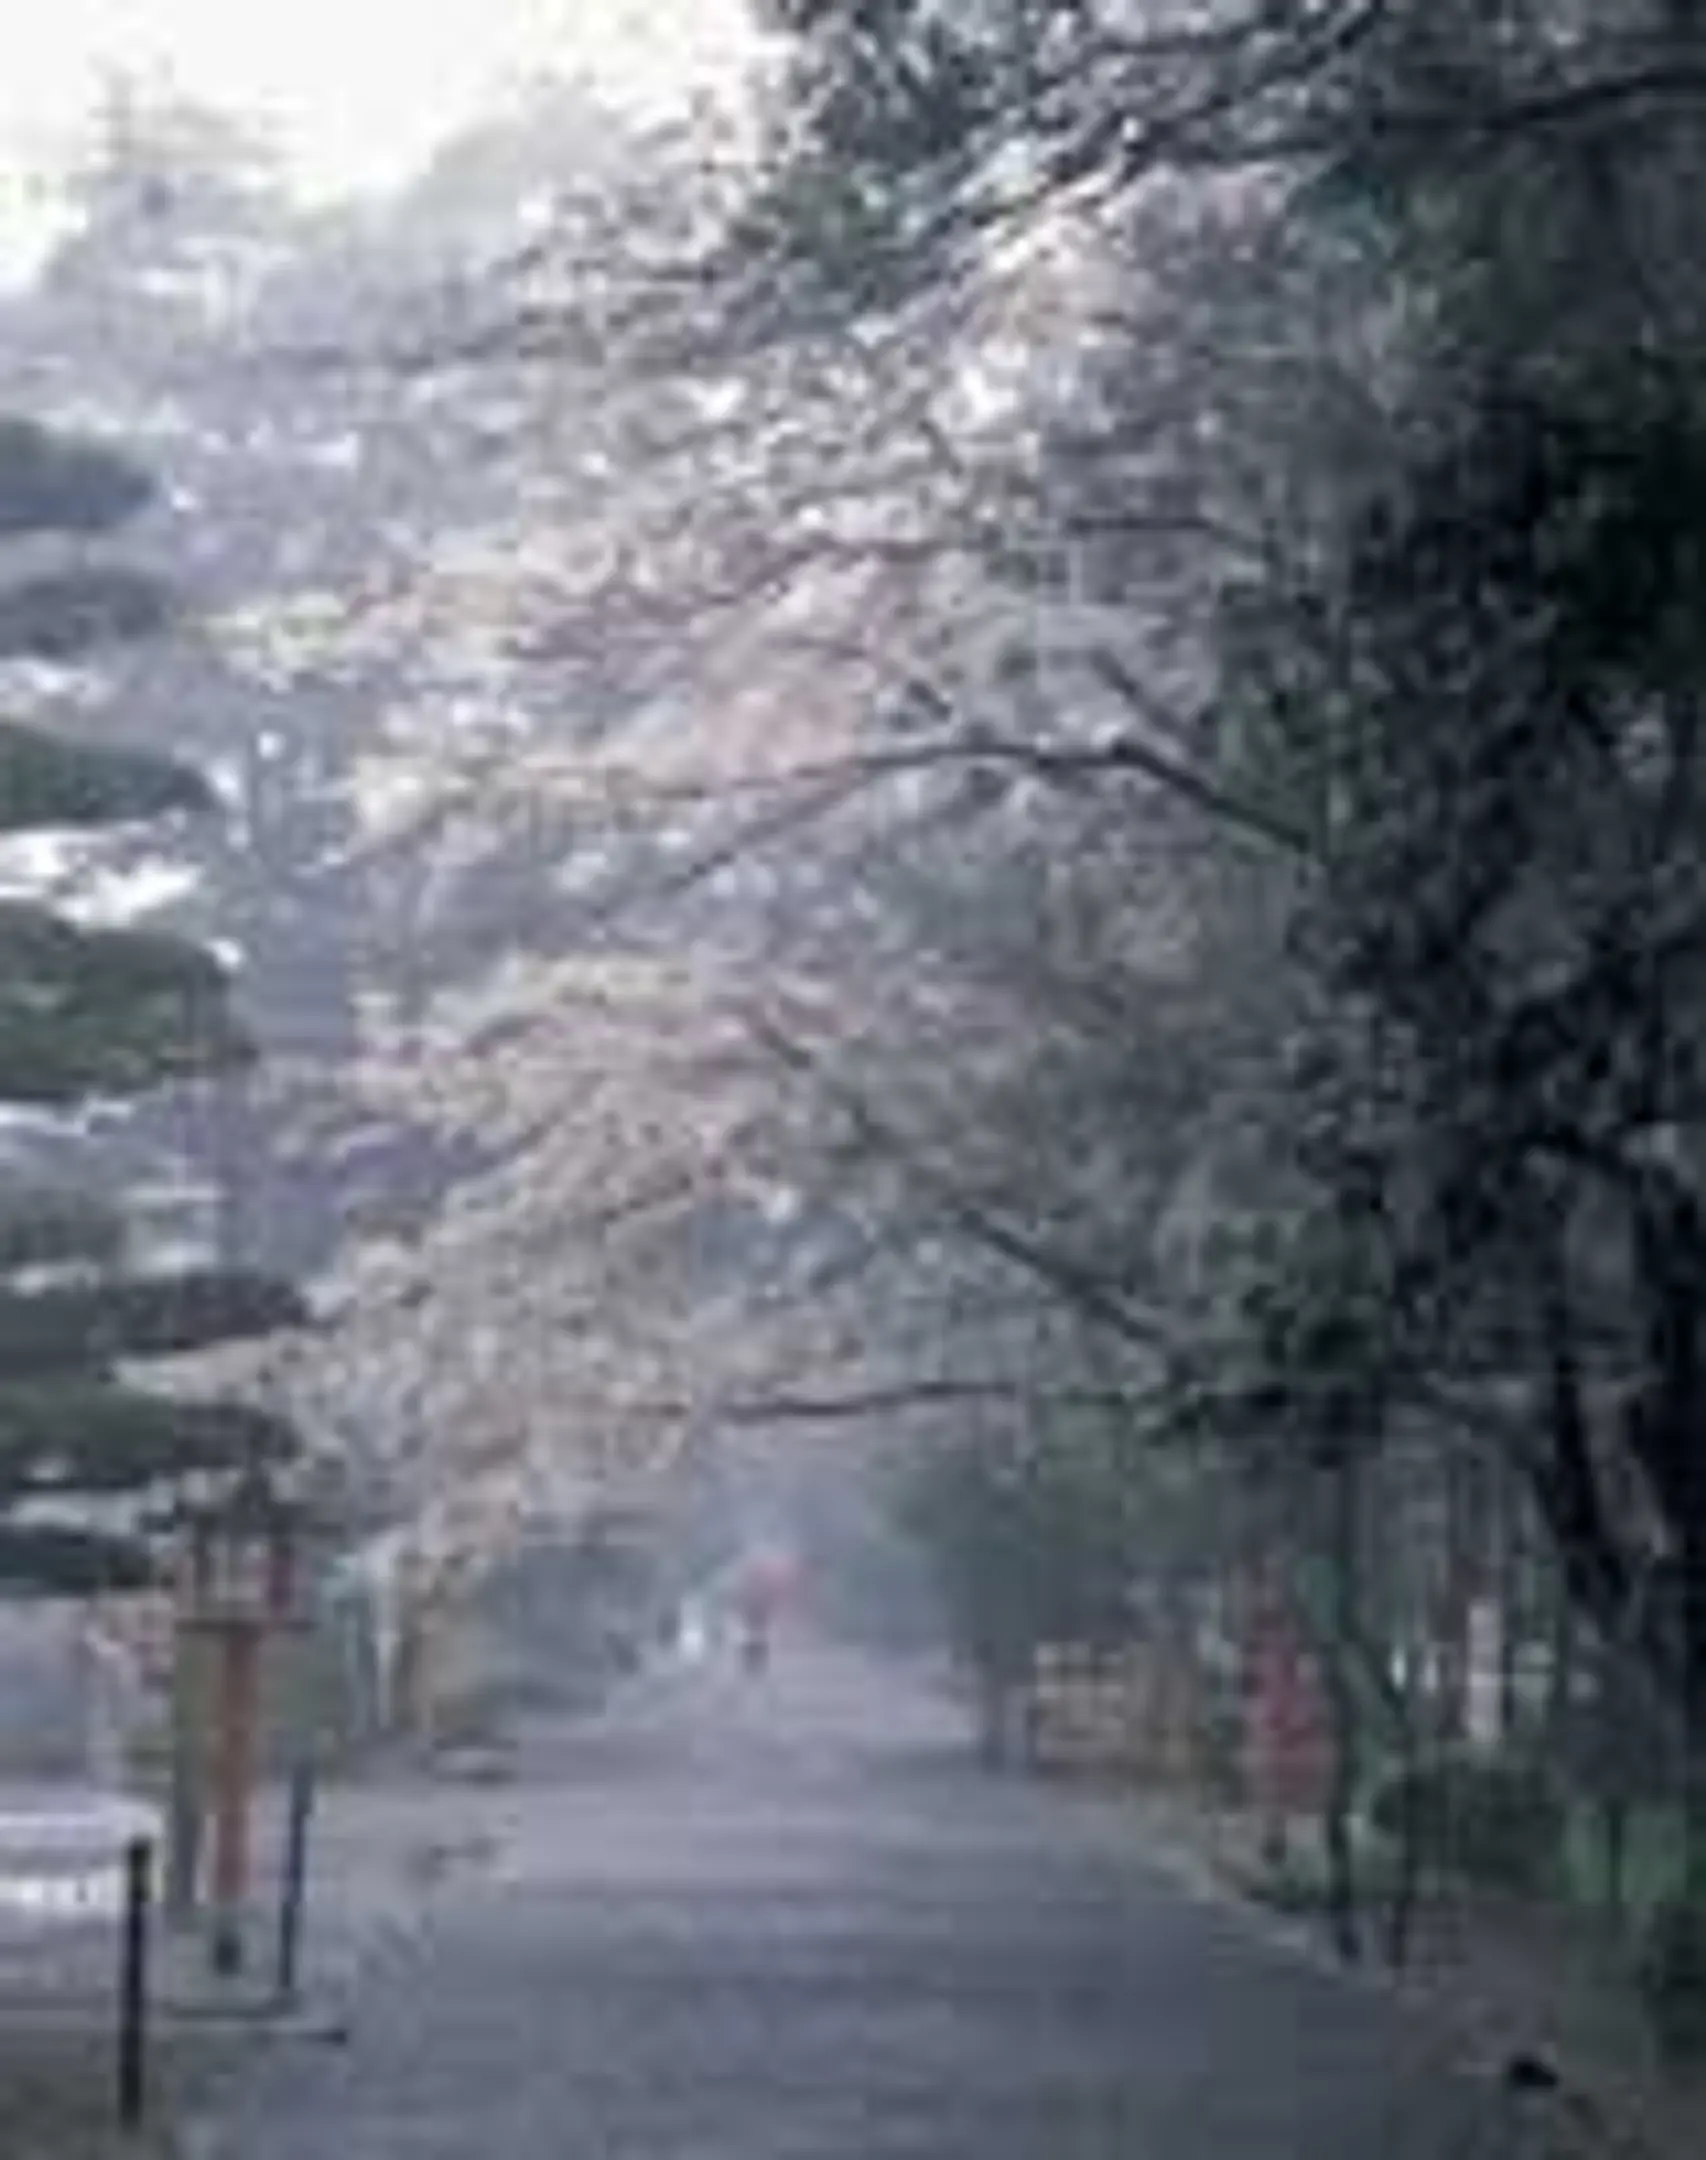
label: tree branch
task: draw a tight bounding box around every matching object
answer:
[744,1010,1175,1356]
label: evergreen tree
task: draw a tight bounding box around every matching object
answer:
[0,414,304,1594]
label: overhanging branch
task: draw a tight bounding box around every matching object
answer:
[744,1010,1175,1357]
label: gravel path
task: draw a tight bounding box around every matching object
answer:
[188,1646,1509,2159]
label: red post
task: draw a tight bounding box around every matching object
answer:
[1245,1593,1331,1866]
[209,1622,262,1976]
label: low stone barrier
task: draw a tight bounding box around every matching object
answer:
[1027,1644,1208,1782]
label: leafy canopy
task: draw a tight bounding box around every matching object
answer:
[0,412,305,1594]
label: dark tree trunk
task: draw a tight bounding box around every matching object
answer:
[1544,1571,1579,1754]
[1530,1239,1630,1690]
[1437,1451,1476,1744]
[974,1666,1022,1770]
[1623,1184,1706,1903]
[1681,1550,1706,1908]
[1366,1454,1422,1967]
[1320,1450,1365,1964]
[1382,1733,1424,1970]
[1496,1464,1523,1744]
[1602,1790,1630,1921]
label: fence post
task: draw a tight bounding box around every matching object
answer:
[118,1836,153,2130]
[275,1759,316,2004]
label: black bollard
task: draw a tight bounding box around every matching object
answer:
[275,1759,316,2004]
[118,1837,153,2129]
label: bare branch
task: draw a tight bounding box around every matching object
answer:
[744,1010,1176,1356]
[576,732,1311,857]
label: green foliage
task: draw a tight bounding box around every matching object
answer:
[0,1185,123,1273]
[1561,1803,1688,1920]
[737,0,1003,309]
[0,721,211,833]
[1367,1749,1566,1894]
[1635,1896,1706,2064]
[0,1521,157,1594]
[0,412,304,1594]
[0,564,173,660]
[0,1268,306,1376]
[732,1,1706,1765]
[891,1427,1134,1682]
[1190,7,1706,1733]
[0,415,154,535]
[1239,1831,1404,1919]
[0,1382,298,1498]
[0,903,250,1103]
[744,1,1384,286]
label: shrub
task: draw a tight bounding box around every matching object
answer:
[1240,1834,1400,1919]
[428,1683,512,1752]
[1635,1898,1706,2065]
[1244,1854,1335,1917]
[1366,1750,1565,1893]
[1196,1693,1247,1803]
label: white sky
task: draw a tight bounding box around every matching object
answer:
[0,1,754,262]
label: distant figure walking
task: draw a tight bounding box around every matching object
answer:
[739,1614,770,1676]
[731,1548,799,1678]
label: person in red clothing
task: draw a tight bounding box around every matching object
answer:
[1245,1591,1331,1867]
[731,1550,798,1674]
